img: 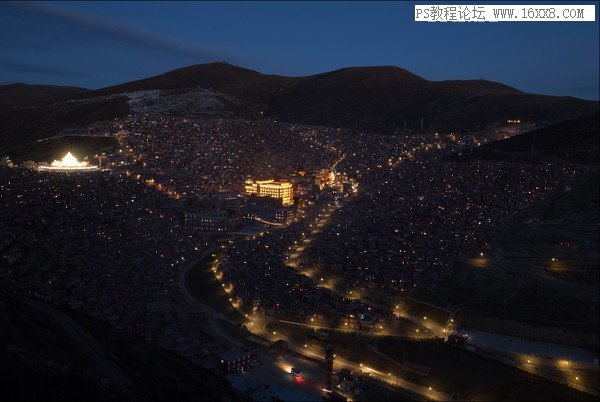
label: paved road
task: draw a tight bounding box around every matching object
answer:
[179,248,243,347]
[249,314,450,401]
[236,352,326,399]
[285,203,447,338]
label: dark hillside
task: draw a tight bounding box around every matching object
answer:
[0,292,240,402]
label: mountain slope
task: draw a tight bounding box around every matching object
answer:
[1,62,597,150]
[266,66,597,133]
[0,291,240,402]
[94,62,301,108]
[0,83,91,108]
[0,96,130,153]
[92,62,598,133]
[266,66,430,129]
[470,112,600,163]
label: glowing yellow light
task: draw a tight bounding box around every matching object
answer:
[39,152,98,171]
[244,179,294,206]
[53,152,85,167]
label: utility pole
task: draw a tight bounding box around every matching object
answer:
[325,344,335,399]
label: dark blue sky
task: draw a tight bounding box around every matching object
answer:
[1,1,598,99]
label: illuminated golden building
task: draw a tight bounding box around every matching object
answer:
[244,179,294,206]
[38,152,99,172]
[314,169,335,190]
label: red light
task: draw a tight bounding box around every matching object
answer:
[294,376,304,383]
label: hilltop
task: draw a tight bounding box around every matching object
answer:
[91,62,598,133]
[1,62,597,150]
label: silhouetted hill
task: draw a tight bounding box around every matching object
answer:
[0,96,129,153]
[7,135,119,163]
[465,113,600,163]
[1,62,597,150]
[267,66,429,130]
[0,83,91,108]
[0,292,240,402]
[266,67,597,133]
[91,63,597,133]
[434,79,521,94]
[94,62,301,108]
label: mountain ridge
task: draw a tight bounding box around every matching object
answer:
[1,62,597,150]
[0,83,91,108]
[89,62,600,132]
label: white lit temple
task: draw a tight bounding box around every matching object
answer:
[38,152,99,172]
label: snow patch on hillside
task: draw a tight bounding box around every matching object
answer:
[125,89,241,117]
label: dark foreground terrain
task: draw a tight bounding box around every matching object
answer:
[0,292,241,402]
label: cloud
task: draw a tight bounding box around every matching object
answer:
[0,60,94,78]
[5,1,234,62]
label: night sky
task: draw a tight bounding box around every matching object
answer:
[1,1,598,99]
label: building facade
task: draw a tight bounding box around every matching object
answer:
[184,210,240,233]
[218,348,254,374]
[244,179,294,206]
